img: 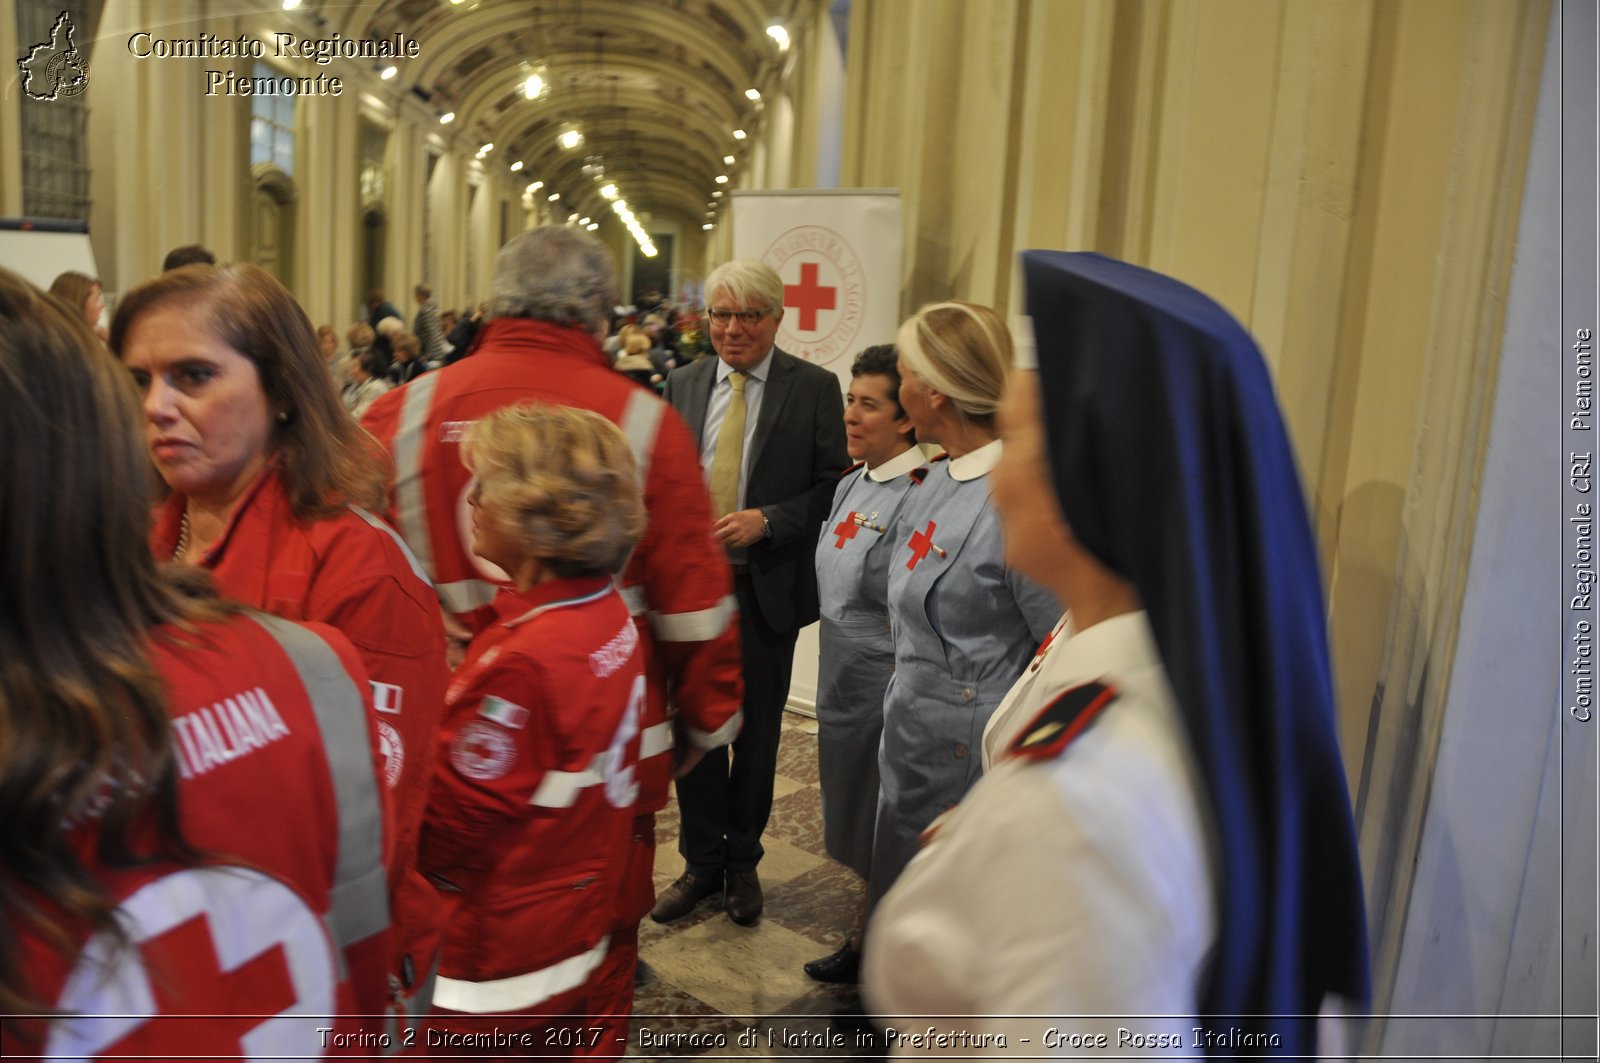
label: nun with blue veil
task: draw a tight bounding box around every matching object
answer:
[863,251,1369,1056]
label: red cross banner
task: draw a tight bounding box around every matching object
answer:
[730,189,903,393]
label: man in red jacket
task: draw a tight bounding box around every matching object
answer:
[362,226,742,1048]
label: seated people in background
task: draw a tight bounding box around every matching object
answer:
[613,324,662,390]
[47,270,106,341]
[421,402,647,1061]
[0,266,393,1056]
[316,322,342,377]
[343,348,393,419]
[109,262,450,1031]
[389,331,428,386]
[864,251,1369,1054]
[805,343,922,986]
[342,321,375,388]
[367,288,403,364]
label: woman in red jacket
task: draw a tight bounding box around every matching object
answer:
[110,262,450,1030]
[0,267,392,1058]
[421,403,646,1060]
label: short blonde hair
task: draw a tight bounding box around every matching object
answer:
[463,403,645,578]
[619,324,651,357]
[896,301,1013,421]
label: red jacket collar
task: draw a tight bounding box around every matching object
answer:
[491,574,616,626]
[151,458,288,566]
[475,317,610,370]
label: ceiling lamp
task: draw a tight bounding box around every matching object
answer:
[767,24,790,51]
[712,190,723,198]
[732,128,747,140]
[547,192,561,202]
[558,129,584,150]
[282,0,302,10]
[439,111,455,124]
[745,88,762,102]
[510,160,523,172]
[586,222,600,232]
[723,155,735,165]
[524,73,545,99]
[526,180,544,192]
[380,65,398,80]
[715,175,729,185]
[599,183,619,200]
[702,223,713,231]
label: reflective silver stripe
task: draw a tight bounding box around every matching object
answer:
[391,372,441,583]
[613,390,664,580]
[433,935,610,1013]
[249,613,390,953]
[618,389,664,485]
[348,506,433,588]
[436,578,499,614]
[619,584,648,617]
[687,708,743,751]
[650,595,736,643]
[528,755,605,809]
[639,720,674,759]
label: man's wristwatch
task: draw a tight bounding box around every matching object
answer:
[760,512,772,539]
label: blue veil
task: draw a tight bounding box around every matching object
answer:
[1022,251,1369,1051]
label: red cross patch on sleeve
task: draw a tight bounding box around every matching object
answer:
[1004,681,1119,763]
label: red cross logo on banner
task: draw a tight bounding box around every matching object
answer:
[784,262,837,332]
[906,521,939,570]
[832,512,861,549]
[104,914,297,1057]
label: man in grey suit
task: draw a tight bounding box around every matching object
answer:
[655,259,849,926]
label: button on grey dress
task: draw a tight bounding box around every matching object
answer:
[814,463,921,879]
[868,458,1060,909]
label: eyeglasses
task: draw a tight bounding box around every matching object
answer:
[707,307,775,326]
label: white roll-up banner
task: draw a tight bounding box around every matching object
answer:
[730,189,902,392]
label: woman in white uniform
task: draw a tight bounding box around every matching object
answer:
[807,345,923,984]
[868,302,1060,915]
[863,252,1368,1056]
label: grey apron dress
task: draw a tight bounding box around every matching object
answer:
[868,457,1060,909]
[814,461,920,878]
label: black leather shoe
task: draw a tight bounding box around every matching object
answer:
[803,941,860,984]
[650,870,722,923]
[725,869,763,926]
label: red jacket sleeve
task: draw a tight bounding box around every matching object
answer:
[420,653,554,884]
[628,404,742,749]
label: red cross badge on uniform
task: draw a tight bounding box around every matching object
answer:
[905,520,946,570]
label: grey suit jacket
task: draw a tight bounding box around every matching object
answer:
[664,349,848,634]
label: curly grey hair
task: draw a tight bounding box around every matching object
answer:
[488,226,618,332]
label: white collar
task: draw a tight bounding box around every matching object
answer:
[715,348,775,385]
[867,445,925,482]
[948,438,1003,481]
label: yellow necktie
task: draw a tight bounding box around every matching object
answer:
[709,370,747,518]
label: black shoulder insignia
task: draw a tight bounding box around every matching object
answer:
[842,460,866,477]
[909,466,929,485]
[1005,681,1118,763]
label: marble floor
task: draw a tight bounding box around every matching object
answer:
[625,712,884,1062]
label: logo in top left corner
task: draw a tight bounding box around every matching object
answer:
[18,12,89,102]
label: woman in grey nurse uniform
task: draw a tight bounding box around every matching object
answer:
[806,344,923,985]
[868,302,1060,912]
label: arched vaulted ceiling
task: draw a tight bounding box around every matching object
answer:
[319,0,797,228]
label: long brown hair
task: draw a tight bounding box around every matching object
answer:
[110,262,388,519]
[0,269,228,1015]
